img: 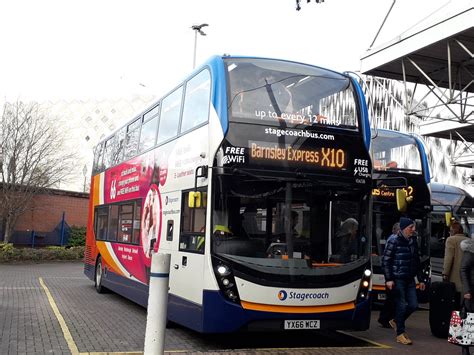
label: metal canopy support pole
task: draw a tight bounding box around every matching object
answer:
[448,41,453,101]
[401,58,410,123]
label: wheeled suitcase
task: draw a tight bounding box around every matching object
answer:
[429,281,457,338]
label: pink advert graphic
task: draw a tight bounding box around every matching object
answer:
[104,157,153,205]
[110,244,147,283]
[141,184,162,260]
[101,151,168,282]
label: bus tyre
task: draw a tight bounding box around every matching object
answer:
[166,319,176,329]
[95,257,107,294]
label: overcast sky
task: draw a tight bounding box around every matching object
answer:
[0,0,457,101]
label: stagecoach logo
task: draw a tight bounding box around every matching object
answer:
[278,290,288,301]
[278,290,330,302]
[222,146,245,165]
[110,180,117,200]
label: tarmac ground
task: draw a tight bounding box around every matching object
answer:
[0,261,463,354]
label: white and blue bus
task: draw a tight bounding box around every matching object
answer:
[85,55,373,333]
[370,129,432,302]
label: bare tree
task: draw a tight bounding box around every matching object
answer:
[0,101,76,243]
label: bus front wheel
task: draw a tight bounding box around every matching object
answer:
[95,256,107,294]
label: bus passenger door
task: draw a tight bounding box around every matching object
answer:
[168,189,206,329]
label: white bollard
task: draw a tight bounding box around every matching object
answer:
[144,252,171,355]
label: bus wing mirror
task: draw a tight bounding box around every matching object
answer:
[188,191,202,208]
[396,189,407,212]
[445,212,453,226]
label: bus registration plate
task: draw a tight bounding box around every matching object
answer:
[284,320,320,330]
[377,293,386,301]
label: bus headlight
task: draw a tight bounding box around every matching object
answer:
[226,290,238,301]
[357,268,372,303]
[217,265,230,276]
[213,259,240,303]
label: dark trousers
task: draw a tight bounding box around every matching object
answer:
[393,278,418,335]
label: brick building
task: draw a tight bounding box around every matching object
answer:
[4,188,90,246]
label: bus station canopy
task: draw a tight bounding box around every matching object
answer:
[360,3,474,146]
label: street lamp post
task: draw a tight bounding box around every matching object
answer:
[191,23,208,69]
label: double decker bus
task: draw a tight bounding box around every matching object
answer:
[430,182,474,281]
[370,129,431,302]
[84,55,373,333]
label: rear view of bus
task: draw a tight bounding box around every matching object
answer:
[370,129,431,303]
[193,57,373,332]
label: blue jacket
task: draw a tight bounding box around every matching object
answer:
[382,231,421,282]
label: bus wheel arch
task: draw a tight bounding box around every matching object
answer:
[95,255,107,294]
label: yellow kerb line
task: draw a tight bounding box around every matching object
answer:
[337,330,392,349]
[39,276,389,354]
[82,353,143,354]
[39,277,80,355]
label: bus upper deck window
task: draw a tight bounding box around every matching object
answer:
[158,87,183,143]
[181,70,211,134]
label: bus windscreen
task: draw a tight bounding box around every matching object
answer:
[226,59,359,130]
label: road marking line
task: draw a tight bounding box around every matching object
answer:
[0,287,42,289]
[337,330,392,349]
[80,352,143,354]
[39,277,80,355]
[166,345,389,353]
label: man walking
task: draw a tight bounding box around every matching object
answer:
[378,222,400,328]
[382,217,426,345]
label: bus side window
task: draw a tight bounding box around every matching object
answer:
[158,86,183,144]
[93,142,104,173]
[139,105,160,153]
[180,189,207,253]
[95,206,109,240]
[112,128,126,165]
[124,118,141,160]
[108,205,119,242]
[103,137,113,169]
[180,69,211,134]
[117,203,134,243]
[132,201,141,245]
